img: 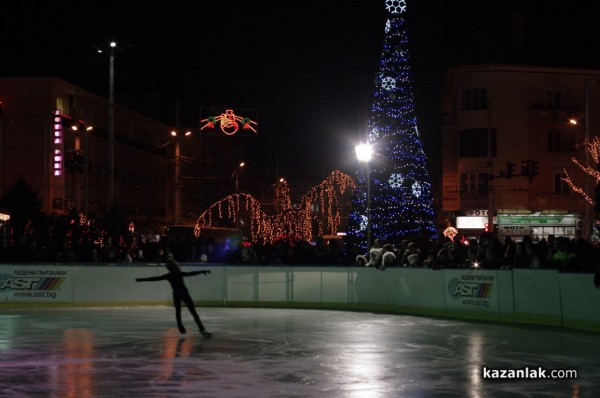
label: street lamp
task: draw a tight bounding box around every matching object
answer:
[355,143,372,253]
[584,77,591,241]
[231,161,245,192]
[98,41,118,211]
[171,129,192,225]
[96,41,130,212]
[71,122,93,215]
[568,77,592,240]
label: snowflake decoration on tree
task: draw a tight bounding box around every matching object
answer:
[412,181,424,197]
[359,214,368,231]
[388,173,404,189]
[381,76,396,91]
[385,0,407,14]
[370,127,381,139]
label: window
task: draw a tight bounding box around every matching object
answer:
[460,173,489,194]
[55,97,68,115]
[461,88,487,110]
[548,129,575,152]
[459,128,497,157]
[546,89,563,109]
[478,173,489,194]
[554,172,570,194]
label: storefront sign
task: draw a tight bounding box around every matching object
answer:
[465,210,489,217]
[497,215,576,225]
[457,216,490,229]
[499,225,530,236]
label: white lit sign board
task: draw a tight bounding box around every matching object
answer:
[456,216,488,229]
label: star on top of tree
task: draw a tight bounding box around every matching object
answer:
[385,0,407,14]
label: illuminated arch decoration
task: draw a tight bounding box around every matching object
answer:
[196,170,356,244]
[200,109,257,136]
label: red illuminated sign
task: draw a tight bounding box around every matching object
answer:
[200,109,257,136]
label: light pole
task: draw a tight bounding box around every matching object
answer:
[356,143,372,253]
[569,78,592,240]
[171,129,191,225]
[584,77,591,241]
[95,41,121,212]
[231,161,245,192]
[71,122,93,215]
[108,42,115,211]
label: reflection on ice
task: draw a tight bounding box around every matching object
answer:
[61,329,95,398]
[467,330,485,398]
[0,307,598,397]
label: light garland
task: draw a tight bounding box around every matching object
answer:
[195,170,356,244]
[562,136,600,210]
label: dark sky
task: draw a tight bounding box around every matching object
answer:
[2,1,600,182]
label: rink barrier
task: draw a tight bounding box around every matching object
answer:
[0,264,599,332]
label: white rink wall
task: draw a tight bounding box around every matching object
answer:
[1,264,599,332]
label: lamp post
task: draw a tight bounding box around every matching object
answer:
[96,41,124,212]
[231,161,245,192]
[108,42,115,211]
[356,143,372,253]
[171,129,191,225]
[71,122,93,215]
[94,42,117,211]
[584,77,591,241]
[569,78,592,240]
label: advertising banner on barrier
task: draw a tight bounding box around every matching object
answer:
[444,270,498,311]
[0,266,72,302]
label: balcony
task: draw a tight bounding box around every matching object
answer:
[529,108,581,124]
[459,193,488,209]
[534,193,584,211]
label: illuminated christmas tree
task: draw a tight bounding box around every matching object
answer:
[346,0,437,251]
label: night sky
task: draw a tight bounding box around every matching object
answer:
[2,1,600,182]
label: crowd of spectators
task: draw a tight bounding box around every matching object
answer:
[1,227,599,273]
[0,229,350,266]
[363,232,599,273]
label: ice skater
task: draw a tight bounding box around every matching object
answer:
[135,258,213,338]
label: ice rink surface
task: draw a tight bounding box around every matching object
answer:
[0,306,598,397]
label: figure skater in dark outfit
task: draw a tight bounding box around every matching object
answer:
[135,259,213,338]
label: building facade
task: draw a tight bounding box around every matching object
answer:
[441,64,600,243]
[0,77,243,233]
